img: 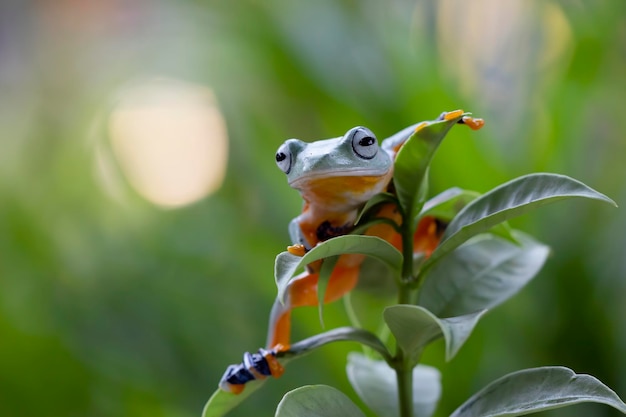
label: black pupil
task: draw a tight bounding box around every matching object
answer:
[359,136,375,147]
[276,152,287,162]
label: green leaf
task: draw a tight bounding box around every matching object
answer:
[354,255,398,294]
[419,187,479,221]
[317,255,339,325]
[275,235,403,303]
[422,173,616,273]
[343,288,394,344]
[274,252,302,299]
[383,305,486,362]
[355,192,398,225]
[281,326,392,362]
[419,188,517,244]
[346,352,441,417]
[393,114,467,227]
[275,385,365,417]
[450,366,626,416]
[418,232,549,317]
[487,222,519,244]
[203,380,273,417]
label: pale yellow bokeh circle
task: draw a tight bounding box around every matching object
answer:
[108,78,228,208]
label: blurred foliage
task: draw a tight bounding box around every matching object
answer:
[0,0,625,416]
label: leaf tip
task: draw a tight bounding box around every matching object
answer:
[600,196,618,208]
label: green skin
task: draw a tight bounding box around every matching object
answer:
[275,126,397,250]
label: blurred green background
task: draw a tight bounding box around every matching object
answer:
[1,1,625,416]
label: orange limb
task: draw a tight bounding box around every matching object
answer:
[228,384,245,395]
[287,244,306,256]
[364,202,403,250]
[264,353,285,378]
[442,109,465,121]
[440,109,484,131]
[414,216,445,257]
[461,115,485,131]
[413,121,429,132]
[266,257,361,350]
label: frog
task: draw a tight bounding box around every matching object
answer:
[275,124,394,252]
[266,110,483,350]
[219,110,484,394]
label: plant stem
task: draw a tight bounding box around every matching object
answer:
[395,215,416,417]
[400,220,414,285]
[395,352,413,417]
[395,282,415,417]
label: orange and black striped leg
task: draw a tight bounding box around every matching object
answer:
[219,348,284,394]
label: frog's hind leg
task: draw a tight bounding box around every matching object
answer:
[266,261,360,350]
[414,216,447,258]
[266,270,318,350]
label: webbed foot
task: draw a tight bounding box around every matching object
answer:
[437,109,485,130]
[218,347,285,394]
[287,244,306,256]
[459,115,485,130]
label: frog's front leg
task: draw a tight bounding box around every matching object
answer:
[437,109,485,130]
[266,258,361,350]
[288,217,311,250]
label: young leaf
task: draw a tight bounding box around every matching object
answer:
[392,114,467,227]
[317,255,339,325]
[450,366,626,417]
[355,192,398,225]
[383,305,486,362]
[203,378,276,417]
[281,326,392,362]
[275,235,402,303]
[417,232,549,318]
[274,251,302,299]
[275,385,366,417]
[419,188,517,243]
[421,173,616,274]
[419,187,479,221]
[343,286,395,343]
[346,352,441,417]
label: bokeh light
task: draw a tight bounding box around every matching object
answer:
[105,78,228,208]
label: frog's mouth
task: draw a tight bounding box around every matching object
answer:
[290,170,392,208]
[288,167,390,189]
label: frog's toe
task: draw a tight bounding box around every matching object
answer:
[460,116,485,130]
[287,244,306,257]
[218,347,287,394]
[219,363,252,394]
[439,109,465,121]
[263,349,285,378]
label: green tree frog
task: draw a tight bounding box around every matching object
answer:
[220,110,483,394]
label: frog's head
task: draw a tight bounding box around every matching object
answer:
[275,127,393,210]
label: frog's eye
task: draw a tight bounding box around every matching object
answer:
[351,127,378,160]
[275,143,292,174]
